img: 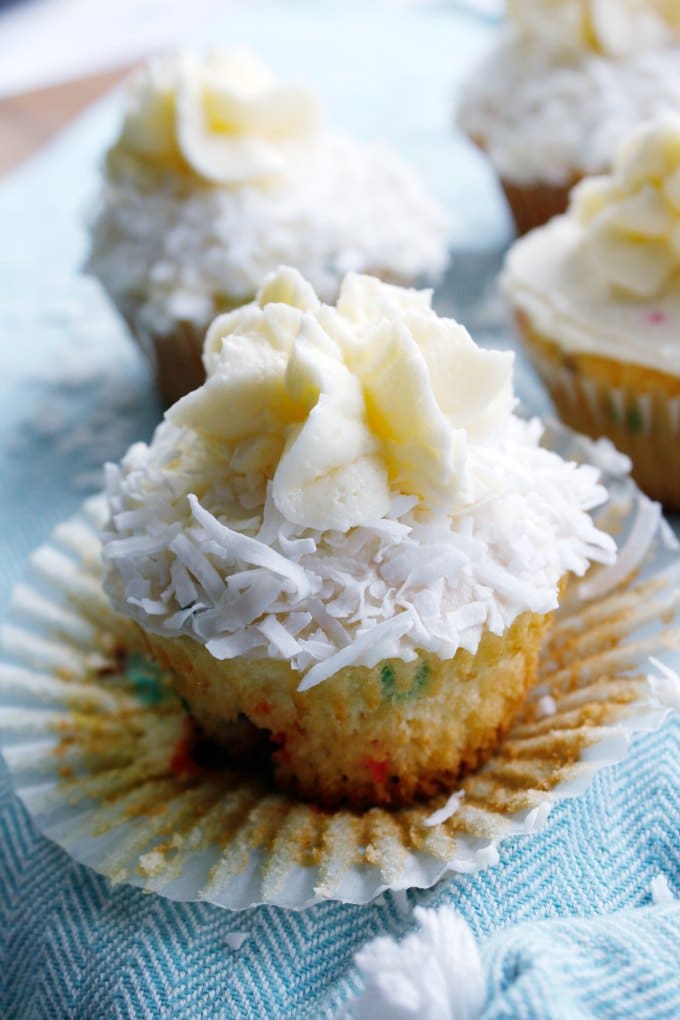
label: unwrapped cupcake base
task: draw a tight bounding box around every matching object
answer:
[1,427,678,910]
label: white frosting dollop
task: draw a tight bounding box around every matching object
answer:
[571,114,680,297]
[502,116,680,375]
[109,50,320,185]
[458,42,680,185]
[507,0,680,58]
[102,270,615,687]
[170,268,514,531]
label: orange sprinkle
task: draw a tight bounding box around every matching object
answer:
[363,758,389,785]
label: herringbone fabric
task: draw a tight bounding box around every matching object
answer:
[1,4,679,1016]
[1,722,678,1019]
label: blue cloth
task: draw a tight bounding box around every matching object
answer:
[0,3,678,1017]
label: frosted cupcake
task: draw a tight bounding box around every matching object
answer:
[102,267,615,809]
[86,51,449,404]
[503,115,680,509]
[458,0,680,234]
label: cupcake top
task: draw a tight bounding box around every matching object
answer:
[87,51,449,334]
[106,50,321,186]
[458,4,680,185]
[507,0,680,58]
[102,269,615,689]
[502,115,680,376]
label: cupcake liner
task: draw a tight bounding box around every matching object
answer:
[1,426,678,910]
[519,324,680,511]
[499,178,578,236]
[116,298,208,406]
[468,134,579,235]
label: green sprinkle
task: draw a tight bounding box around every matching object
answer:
[413,661,430,696]
[124,652,166,706]
[380,664,396,697]
[178,695,193,717]
[626,405,645,434]
[606,395,620,423]
[381,661,429,702]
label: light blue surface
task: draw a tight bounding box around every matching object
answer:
[0,3,678,1017]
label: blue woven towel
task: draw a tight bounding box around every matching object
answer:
[0,4,678,1017]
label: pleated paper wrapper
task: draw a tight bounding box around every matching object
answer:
[1,425,678,910]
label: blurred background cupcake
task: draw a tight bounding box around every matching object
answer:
[85,50,450,404]
[458,0,680,235]
[503,114,680,510]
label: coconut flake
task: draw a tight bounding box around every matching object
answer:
[188,494,313,597]
[102,416,618,687]
[423,790,465,827]
[579,493,660,601]
[297,610,416,691]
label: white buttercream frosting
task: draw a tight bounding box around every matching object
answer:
[571,115,680,297]
[458,41,680,185]
[172,269,514,530]
[502,116,680,376]
[87,52,449,333]
[507,0,680,58]
[108,50,321,186]
[102,270,615,688]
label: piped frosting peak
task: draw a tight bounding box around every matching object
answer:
[572,113,680,296]
[507,0,680,58]
[170,268,515,531]
[108,50,321,185]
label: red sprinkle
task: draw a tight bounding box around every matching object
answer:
[363,757,390,785]
[270,731,291,763]
[169,733,200,777]
[647,310,666,325]
[252,700,272,716]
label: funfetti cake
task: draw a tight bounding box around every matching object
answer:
[101,268,616,809]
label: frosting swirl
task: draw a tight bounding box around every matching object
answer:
[571,114,680,296]
[169,268,514,531]
[507,0,680,57]
[108,50,321,185]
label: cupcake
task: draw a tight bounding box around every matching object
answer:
[458,0,680,234]
[101,267,615,809]
[86,51,449,404]
[502,115,680,510]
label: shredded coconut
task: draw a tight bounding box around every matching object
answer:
[86,131,449,338]
[458,39,680,184]
[423,790,465,827]
[102,414,615,688]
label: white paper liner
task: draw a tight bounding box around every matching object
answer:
[0,424,678,910]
